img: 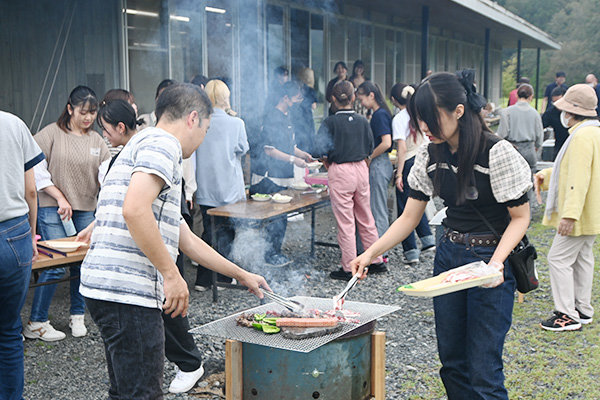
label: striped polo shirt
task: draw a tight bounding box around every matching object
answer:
[80,127,183,309]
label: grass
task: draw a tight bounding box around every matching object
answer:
[397,208,600,399]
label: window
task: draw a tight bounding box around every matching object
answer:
[310,13,325,116]
[385,30,395,96]
[359,24,372,77]
[169,0,203,83]
[266,4,285,79]
[290,8,309,75]
[395,31,403,83]
[126,0,168,114]
[329,16,346,74]
[373,27,385,88]
[206,0,234,86]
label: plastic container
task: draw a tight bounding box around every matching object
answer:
[61,218,77,237]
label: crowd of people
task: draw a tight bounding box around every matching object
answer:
[1,60,599,400]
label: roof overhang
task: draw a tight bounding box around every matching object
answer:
[335,0,560,50]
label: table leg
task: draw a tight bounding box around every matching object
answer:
[310,207,316,258]
[371,331,386,399]
[226,340,243,400]
[211,215,218,303]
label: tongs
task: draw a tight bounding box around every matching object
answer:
[261,289,305,313]
[332,267,368,310]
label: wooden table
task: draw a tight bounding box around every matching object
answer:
[32,238,89,288]
[207,189,331,301]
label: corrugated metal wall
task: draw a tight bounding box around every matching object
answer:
[0,0,122,132]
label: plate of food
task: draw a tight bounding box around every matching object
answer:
[397,261,502,297]
[272,193,293,203]
[43,240,87,253]
[251,193,272,202]
[306,161,323,170]
[291,181,310,190]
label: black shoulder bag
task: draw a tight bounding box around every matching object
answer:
[468,204,539,293]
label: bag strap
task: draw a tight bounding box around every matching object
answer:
[466,202,501,240]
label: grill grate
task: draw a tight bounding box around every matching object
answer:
[190,296,400,353]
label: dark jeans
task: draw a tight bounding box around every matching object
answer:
[86,298,165,400]
[0,215,32,400]
[396,157,434,253]
[265,216,287,257]
[164,252,203,372]
[433,233,516,400]
[195,205,234,287]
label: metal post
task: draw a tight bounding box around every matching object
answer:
[516,39,522,82]
[535,47,541,110]
[211,215,219,302]
[421,5,429,80]
[483,28,490,99]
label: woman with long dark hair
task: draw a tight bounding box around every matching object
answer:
[349,60,369,117]
[25,85,110,342]
[356,81,393,267]
[325,61,348,116]
[390,83,435,264]
[352,71,532,399]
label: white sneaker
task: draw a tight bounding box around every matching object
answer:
[168,364,205,393]
[287,214,304,222]
[23,321,66,342]
[69,315,87,337]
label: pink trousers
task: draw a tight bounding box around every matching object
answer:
[328,161,384,271]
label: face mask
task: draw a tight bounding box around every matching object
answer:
[560,110,571,128]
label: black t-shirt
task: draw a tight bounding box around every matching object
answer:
[408,134,530,234]
[542,105,569,156]
[290,84,317,153]
[314,110,373,164]
[370,108,392,153]
[544,82,568,99]
[259,107,295,179]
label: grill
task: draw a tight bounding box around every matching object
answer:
[190,296,400,353]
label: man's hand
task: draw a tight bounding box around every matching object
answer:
[293,157,308,168]
[237,271,271,299]
[76,221,95,243]
[162,272,189,318]
[533,173,544,205]
[558,218,575,236]
[57,197,73,220]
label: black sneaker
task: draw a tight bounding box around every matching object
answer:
[265,253,292,268]
[540,311,582,332]
[368,262,388,274]
[576,308,593,325]
[329,268,352,281]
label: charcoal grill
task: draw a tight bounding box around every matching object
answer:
[190,296,399,353]
[191,297,398,400]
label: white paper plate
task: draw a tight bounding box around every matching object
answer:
[306,161,323,170]
[272,194,292,203]
[291,182,310,190]
[43,241,86,253]
[251,194,272,202]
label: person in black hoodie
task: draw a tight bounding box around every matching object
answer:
[542,86,569,159]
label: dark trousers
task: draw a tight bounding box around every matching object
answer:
[396,156,433,252]
[164,252,203,372]
[195,205,234,287]
[0,216,32,400]
[265,216,287,257]
[86,298,165,400]
[433,234,515,400]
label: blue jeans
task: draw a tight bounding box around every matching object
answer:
[433,233,516,400]
[30,207,95,322]
[396,156,435,260]
[0,215,32,400]
[369,154,393,239]
[86,298,165,400]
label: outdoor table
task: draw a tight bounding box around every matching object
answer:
[31,238,88,288]
[207,189,331,302]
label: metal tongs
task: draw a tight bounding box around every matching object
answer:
[332,267,368,310]
[261,289,305,313]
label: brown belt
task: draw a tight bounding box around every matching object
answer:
[445,230,499,247]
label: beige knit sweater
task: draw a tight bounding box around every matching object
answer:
[34,123,110,211]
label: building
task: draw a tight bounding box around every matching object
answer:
[1,0,559,134]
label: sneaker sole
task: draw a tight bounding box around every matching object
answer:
[580,318,593,325]
[23,332,66,341]
[169,366,205,394]
[539,323,582,332]
[421,246,436,253]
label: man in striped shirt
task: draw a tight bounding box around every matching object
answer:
[80,84,270,399]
